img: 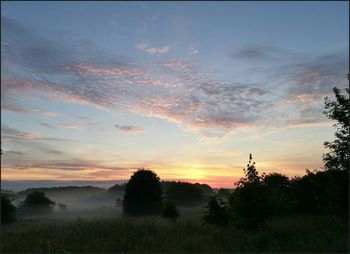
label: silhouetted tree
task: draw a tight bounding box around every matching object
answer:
[217,188,230,199]
[289,170,348,217]
[165,182,204,206]
[123,169,163,215]
[262,173,291,216]
[229,154,270,230]
[323,80,349,171]
[20,191,55,215]
[1,195,16,224]
[235,153,265,187]
[202,196,229,226]
[161,201,180,221]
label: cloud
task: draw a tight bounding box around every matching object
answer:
[1,124,86,143]
[115,124,144,134]
[58,124,79,129]
[39,122,56,129]
[135,42,170,54]
[1,124,40,140]
[6,150,25,156]
[3,17,348,139]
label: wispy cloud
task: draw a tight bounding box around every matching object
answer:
[115,124,144,134]
[135,42,170,54]
[58,124,79,129]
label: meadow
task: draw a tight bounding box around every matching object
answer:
[0,208,348,253]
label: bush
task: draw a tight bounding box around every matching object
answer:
[1,195,16,224]
[166,182,204,206]
[161,201,180,221]
[202,196,229,226]
[262,173,292,216]
[229,182,271,230]
[123,169,163,215]
[289,170,349,218]
[20,191,55,215]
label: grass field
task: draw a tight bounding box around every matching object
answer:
[0,212,348,252]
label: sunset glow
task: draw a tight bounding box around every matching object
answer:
[1,1,349,190]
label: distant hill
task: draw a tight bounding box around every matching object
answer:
[18,186,105,195]
[107,183,127,193]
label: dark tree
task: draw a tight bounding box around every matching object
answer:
[161,201,180,221]
[123,169,163,215]
[217,188,230,199]
[202,196,229,226]
[229,154,270,230]
[20,191,55,215]
[323,82,349,171]
[165,182,204,206]
[23,191,55,207]
[235,153,264,187]
[1,195,16,224]
[262,173,291,216]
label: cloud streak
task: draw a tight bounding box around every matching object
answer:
[115,124,144,134]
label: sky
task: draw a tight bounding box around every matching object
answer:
[1,1,349,189]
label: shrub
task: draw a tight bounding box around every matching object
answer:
[166,182,204,206]
[123,169,163,215]
[202,196,229,226]
[161,201,180,221]
[229,182,271,230]
[20,191,55,215]
[1,195,16,224]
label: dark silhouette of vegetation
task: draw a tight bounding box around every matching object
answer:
[19,191,55,215]
[161,201,180,221]
[228,154,270,229]
[123,169,163,215]
[23,191,55,207]
[202,196,229,226]
[217,188,230,199]
[289,170,348,218]
[262,173,291,216]
[1,195,16,224]
[323,83,349,171]
[165,181,204,206]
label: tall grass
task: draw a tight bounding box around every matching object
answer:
[0,215,347,252]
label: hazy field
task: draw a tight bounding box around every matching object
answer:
[1,208,347,252]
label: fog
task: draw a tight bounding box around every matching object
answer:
[12,189,126,221]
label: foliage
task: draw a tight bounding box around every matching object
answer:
[202,196,229,226]
[161,201,180,221]
[229,154,270,229]
[217,188,230,199]
[19,191,55,215]
[0,215,347,252]
[289,170,348,218]
[1,195,16,224]
[165,182,204,206]
[262,173,291,216]
[22,191,55,207]
[229,182,271,230]
[123,169,163,215]
[235,153,265,187]
[323,85,349,171]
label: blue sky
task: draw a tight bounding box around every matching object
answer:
[1,1,349,188]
